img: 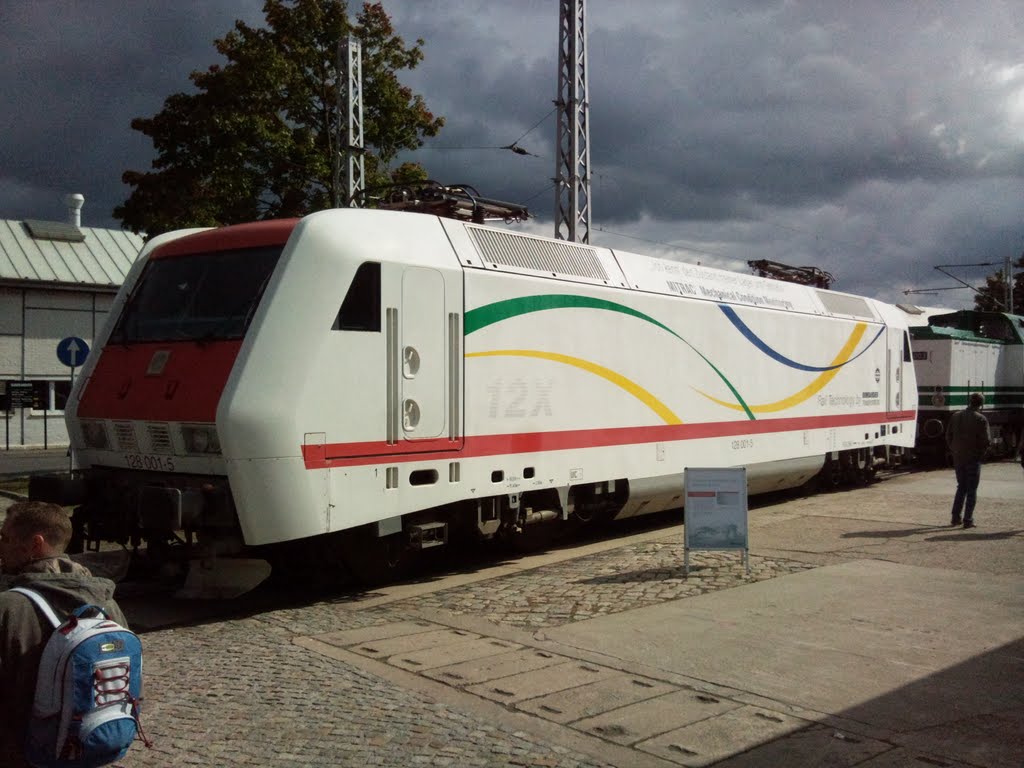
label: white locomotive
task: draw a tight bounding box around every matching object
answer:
[49,209,917,587]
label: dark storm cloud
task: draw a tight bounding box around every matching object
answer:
[581,2,1024,221]
[1,1,263,224]
[1,1,1021,306]
[394,3,1024,228]
[396,1,1024,305]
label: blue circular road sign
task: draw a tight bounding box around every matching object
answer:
[57,336,90,368]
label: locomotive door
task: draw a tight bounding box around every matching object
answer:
[401,267,449,442]
[886,326,905,416]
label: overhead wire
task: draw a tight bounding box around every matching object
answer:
[416,113,928,279]
[420,107,556,155]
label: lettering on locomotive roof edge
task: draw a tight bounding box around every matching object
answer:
[665,281,795,311]
[652,260,791,291]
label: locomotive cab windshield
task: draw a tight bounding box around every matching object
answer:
[110,245,281,344]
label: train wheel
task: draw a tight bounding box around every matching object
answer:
[820,458,843,490]
[853,449,870,485]
[68,507,88,555]
[339,525,409,586]
[863,450,879,482]
[566,505,614,539]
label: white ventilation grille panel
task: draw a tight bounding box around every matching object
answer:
[466,225,608,282]
[146,423,173,454]
[113,422,138,451]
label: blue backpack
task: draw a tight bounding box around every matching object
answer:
[10,587,148,768]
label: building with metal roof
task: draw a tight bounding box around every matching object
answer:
[0,194,143,449]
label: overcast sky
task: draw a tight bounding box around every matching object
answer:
[3,1,1022,307]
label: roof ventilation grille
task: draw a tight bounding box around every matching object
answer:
[466,225,607,281]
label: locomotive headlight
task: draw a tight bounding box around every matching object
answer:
[80,420,111,450]
[182,425,221,455]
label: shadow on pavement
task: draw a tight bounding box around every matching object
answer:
[840,526,954,539]
[580,564,711,584]
[841,526,1024,542]
[923,530,1024,542]
[709,636,1024,767]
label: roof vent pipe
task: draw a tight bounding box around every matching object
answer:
[65,193,84,227]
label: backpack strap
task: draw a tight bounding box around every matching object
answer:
[8,587,62,629]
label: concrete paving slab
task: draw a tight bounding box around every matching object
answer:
[759,464,1024,529]
[466,659,618,704]
[882,463,1024,500]
[572,689,742,746]
[546,560,1024,732]
[751,504,1024,574]
[634,705,812,766]
[346,627,480,660]
[422,647,566,686]
[839,637,1024,733]
[310,619,439,648]
[515,673,679,724]
[679,722,892,768]
[388,636,522,672]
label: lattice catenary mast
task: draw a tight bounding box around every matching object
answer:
[334,37,365,208]
[554,0,591,243]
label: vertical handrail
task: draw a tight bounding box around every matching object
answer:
[385,308,399,444]
[448,312,461,442]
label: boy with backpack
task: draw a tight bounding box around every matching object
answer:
[1,501,140,768]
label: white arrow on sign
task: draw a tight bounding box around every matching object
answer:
[66,338,83,366]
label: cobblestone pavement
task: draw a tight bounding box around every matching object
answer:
[127,617,612,768]
[113,532,818,767]
[386,543,816,631]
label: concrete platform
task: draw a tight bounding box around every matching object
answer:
[6,455,1022,766]
[546,560,1022,728]
[297,462,1023,767]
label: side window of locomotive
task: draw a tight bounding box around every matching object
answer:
[903,331,912,362]
[334,262,381,332]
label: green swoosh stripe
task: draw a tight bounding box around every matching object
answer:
[464,294,756,420]
[465,294,674,335]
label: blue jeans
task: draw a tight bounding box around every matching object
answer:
[951,462,982,522]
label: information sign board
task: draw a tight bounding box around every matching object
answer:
[7,381,35,409]
[683,467,749,575]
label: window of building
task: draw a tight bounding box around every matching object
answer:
[18,380,73,412]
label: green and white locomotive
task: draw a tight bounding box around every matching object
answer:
[911,310,1024,460]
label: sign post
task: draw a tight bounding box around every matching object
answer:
[683,467,749,576]
[5,382,35,450]
[57,337,89,469]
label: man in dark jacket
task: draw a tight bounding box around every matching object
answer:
[945,392,991,528]
[0,501,128,767]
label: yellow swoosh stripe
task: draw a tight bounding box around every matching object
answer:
[466,349,682,425]
[700,323,868,413]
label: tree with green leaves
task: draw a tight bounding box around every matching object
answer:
[115,0,444,235]
[973,253,1024,314]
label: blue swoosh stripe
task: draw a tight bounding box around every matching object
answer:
[718,304,884,371]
